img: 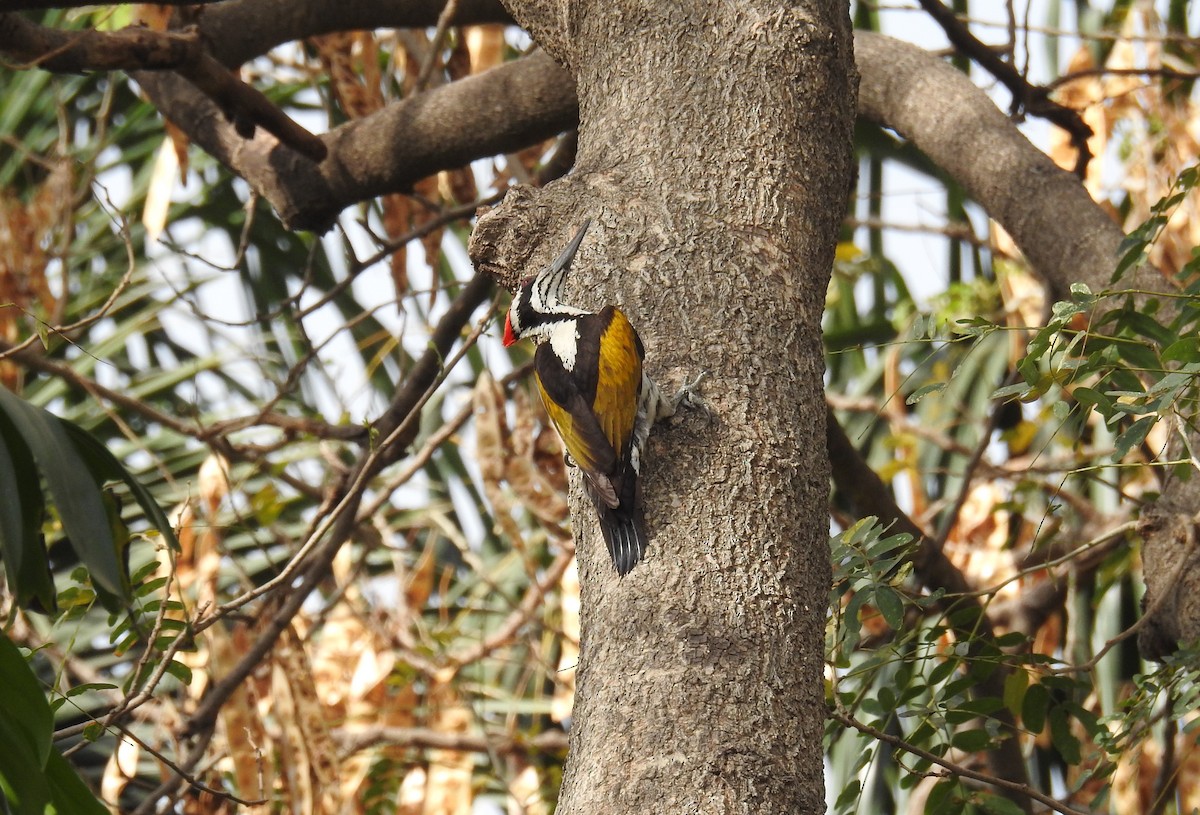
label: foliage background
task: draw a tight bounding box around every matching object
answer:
[1,1,1199,813]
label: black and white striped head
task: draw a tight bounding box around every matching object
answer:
[503,220,592,346]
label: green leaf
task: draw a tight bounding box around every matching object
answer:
[834,780,861,814]
[925,779,963,815]
[59,421,180,553]
[0,387,125,600]
[1072,387,1114,416]
[1049,705,1081,764]
[1112,248,1147,283]
[929,658,957,686]
[991,382,1030,400]
[1113,416,1157,461]
[1003,668,1029,718]
[950,728,991,751]
[1120,310,1176,348]
[906,383,946,406]
[163,659,194,686]
[1162,336,1200,362]
[44,747,108,814]
[1022,682,1049,734]
[0,630,53,812]
[976,792,1028,815]
[0,405,54,612]
[873,585,905,630]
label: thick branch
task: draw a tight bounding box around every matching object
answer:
[136,50,574,231]
[0,12,202,71]
[853,31,1160,303]
[915,0,1093,175]
[198,0,511,67]
[1,0,227,8]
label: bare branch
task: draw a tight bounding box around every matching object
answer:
[0,13,326,160]
[914,0,1093,176]
[0,0,229,9]
[0,12,202,71]
[854,31,1164,304]
[335,725,568,757]
[135,50,574,231]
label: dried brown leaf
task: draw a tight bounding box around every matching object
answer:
[424,679,474,815]
[406,534,439,611]
[211,623,270,808]
[551,557,579,723]
[100,736,140,812]
[273,627,343,814]
[465,25,506,74]
[134,5,174,31]
[943,482,1019,604]
[398,767,427,815]
[440,167,479,207]
[507,763,549,815]
[310,32,384,119]
[142,139,178,242]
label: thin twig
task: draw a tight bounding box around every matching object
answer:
[1052,514,1199,675]
[356,360,533,520]
[445,546,575,672]
[415,0,461,91]
[933,405,1002,550]
[914,0,1093,176]
[830,707,1089,815]
[335,724,568,758]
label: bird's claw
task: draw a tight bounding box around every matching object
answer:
[671,370,712,423]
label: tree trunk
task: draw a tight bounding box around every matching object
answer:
[472,1,856,811]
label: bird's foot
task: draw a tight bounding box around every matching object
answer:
[670,371,710,412]
[669,371,712,423]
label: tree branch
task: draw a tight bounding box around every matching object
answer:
[0,12,201,71]
[197,0,511,67]
[135,49,574,230]
[854,31,1165,304]
[914,0,1093,176]
[0,13,326,160]
[1,0,228,9]
[334,725,568,757]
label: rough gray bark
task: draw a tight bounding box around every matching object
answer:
[471,2,856,812]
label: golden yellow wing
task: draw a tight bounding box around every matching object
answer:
[536,374,614,477]
[591,308,642,458]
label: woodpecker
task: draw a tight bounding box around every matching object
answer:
[502,220,694,575]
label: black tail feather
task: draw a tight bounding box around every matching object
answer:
[598,508,648,576]
[584,471,647,575]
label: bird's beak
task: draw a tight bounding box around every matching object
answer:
[503,312,517,347]
[546,218,592,277]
